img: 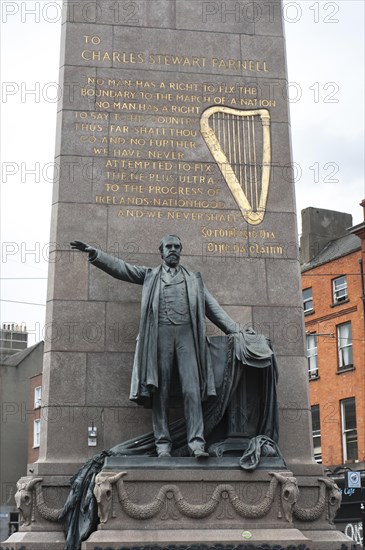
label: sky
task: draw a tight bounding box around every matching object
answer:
[0,0,364,346]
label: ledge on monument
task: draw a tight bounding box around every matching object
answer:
[103,455,287,471]
[4,528,357,550]
[83,528,310,548]
[29,460,88,476]
[82,528,359,550]
[81,528,361,550]
[3,530,65,550]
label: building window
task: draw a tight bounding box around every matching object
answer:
[303,288,313,314]
[34,386,42,409]
[333,275,348,304]
[337,322,353,370]
[33,419,40,448]
[8,512,19,536]
[307,334,318,378]
[341,398,358,462]
[311,405,322,463]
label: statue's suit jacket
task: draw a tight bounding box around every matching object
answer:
[91,251,238,407]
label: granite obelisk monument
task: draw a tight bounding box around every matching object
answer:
[5,1,356,549]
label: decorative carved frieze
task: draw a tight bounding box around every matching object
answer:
[14,471,341,532]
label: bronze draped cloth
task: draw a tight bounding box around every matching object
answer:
[61,333,279,550]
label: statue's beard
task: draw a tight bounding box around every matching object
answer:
[165,254,179,266]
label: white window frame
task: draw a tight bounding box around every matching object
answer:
[341,398,358,462]
[303,288,313,314]
[311,405,322,463]
[337,322,353,370]
[333,275,348,304]
[307,334,318,378]
[33,419,41,448]
[34,386,42,409]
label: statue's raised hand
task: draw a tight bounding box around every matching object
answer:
[70,240,97,258]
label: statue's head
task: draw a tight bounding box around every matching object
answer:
[159,235,182,267]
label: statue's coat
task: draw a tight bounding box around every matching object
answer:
[91,251,238,407]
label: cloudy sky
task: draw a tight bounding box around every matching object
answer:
[0,0,364,345]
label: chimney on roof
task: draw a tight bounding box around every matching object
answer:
[348,199,365,250]
[300,207,353,264]
[361,199,365,221]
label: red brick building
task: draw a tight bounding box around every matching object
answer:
[301,202,365,468]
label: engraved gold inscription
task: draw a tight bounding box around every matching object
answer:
[70,32,285,256]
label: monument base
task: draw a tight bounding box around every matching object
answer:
[3,459,359,550]
[82,528,353,550]
[4,527,356,550]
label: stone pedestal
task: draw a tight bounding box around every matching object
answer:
[83,458,355,549]
[5,459,357,549]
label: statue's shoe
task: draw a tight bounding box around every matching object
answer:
[193,449,209,458]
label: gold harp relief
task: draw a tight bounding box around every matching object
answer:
[200,106,271,225]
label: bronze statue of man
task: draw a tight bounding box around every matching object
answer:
[71,235,239,458]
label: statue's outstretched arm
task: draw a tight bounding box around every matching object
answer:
[70,241,147,284]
